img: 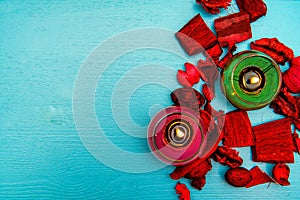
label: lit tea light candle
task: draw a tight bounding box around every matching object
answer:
[175,128,185,139]
[243,70,262,91]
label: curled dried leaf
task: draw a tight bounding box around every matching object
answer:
[212,146,243,168]
[171,87,205,111]
[175,182,191,200]
[196,0,231,14]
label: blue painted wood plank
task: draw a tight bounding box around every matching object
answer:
[0,0,299,199]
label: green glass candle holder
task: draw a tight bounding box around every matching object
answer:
[221,50,282,110]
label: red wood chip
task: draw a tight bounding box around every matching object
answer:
[212,146,243,168]
[283,56,300,93]
[218,45,237,69]
[176,14,222,58]
[171,87,205,111]
[177,62,200,87]
[272,163,291,186]
[222,110,255,147]
[197,58,219,85]
[236,0,267,22]
[205,43,223,62]
[185,159,212,179]
[175,182,191,200]
[246,166,274,188]
[202,84,215,102]
[196,0,231,15]
[191,176,206,190]
[214,12,252,47]
[252,118,294,163]
[250,38,294,64]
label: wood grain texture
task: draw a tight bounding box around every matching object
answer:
[0,0,300,199]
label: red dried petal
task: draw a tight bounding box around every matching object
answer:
[214,12,252,47]
[272,163,290,186]
[222,110,255,147]
[225,167,252,187]
[191,176,206,190]
[175,182,191,200]
[177,63,200,87]
[250,38,294,64]
[171,87,205,111]
[252,118,294,163]
[170,158,207,180]
[176,14,219,56]
[246,166,274,188]
[185,159,212,179]
[212,146,243,168]
[196,0,231,15]
[283,56,300,93]
[218,45,237,69]
[236,0,267,22]
[197,58,219,85]
[202,84,215,102]
[177,70,191,87]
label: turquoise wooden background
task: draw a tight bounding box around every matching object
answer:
[1,0,299,199]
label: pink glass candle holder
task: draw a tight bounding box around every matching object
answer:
[147,106,208,166]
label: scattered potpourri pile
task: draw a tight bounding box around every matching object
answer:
[166,0,300,199]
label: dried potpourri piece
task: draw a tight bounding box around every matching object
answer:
[199,109,214,135]
[270,87,300,130]
[170,158,208,180]
[218,45,237,69]
[175,182,191,200]
[204,102,225,119]
[212,146,243,168]
[195,0,231,15]
[236,0,267,22]
[252,118,294,163]
[270,87,299,119]
[272,163,291,186]
[283,56,300,93]
[191,177,206,190]
[225,167,252,187]
[177,62,201,87]
[197,58,219,85]
[202,84,215,102]
[184,158,212,190]
[222,110,255,147]
[246,166,274,188]
[176,14,223,59]
[205,43,223,62]
[184,159,212,179]
[292,130,300,154]
[250,38,294,64]
[214,12,252,47]
[171,87,205,111]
